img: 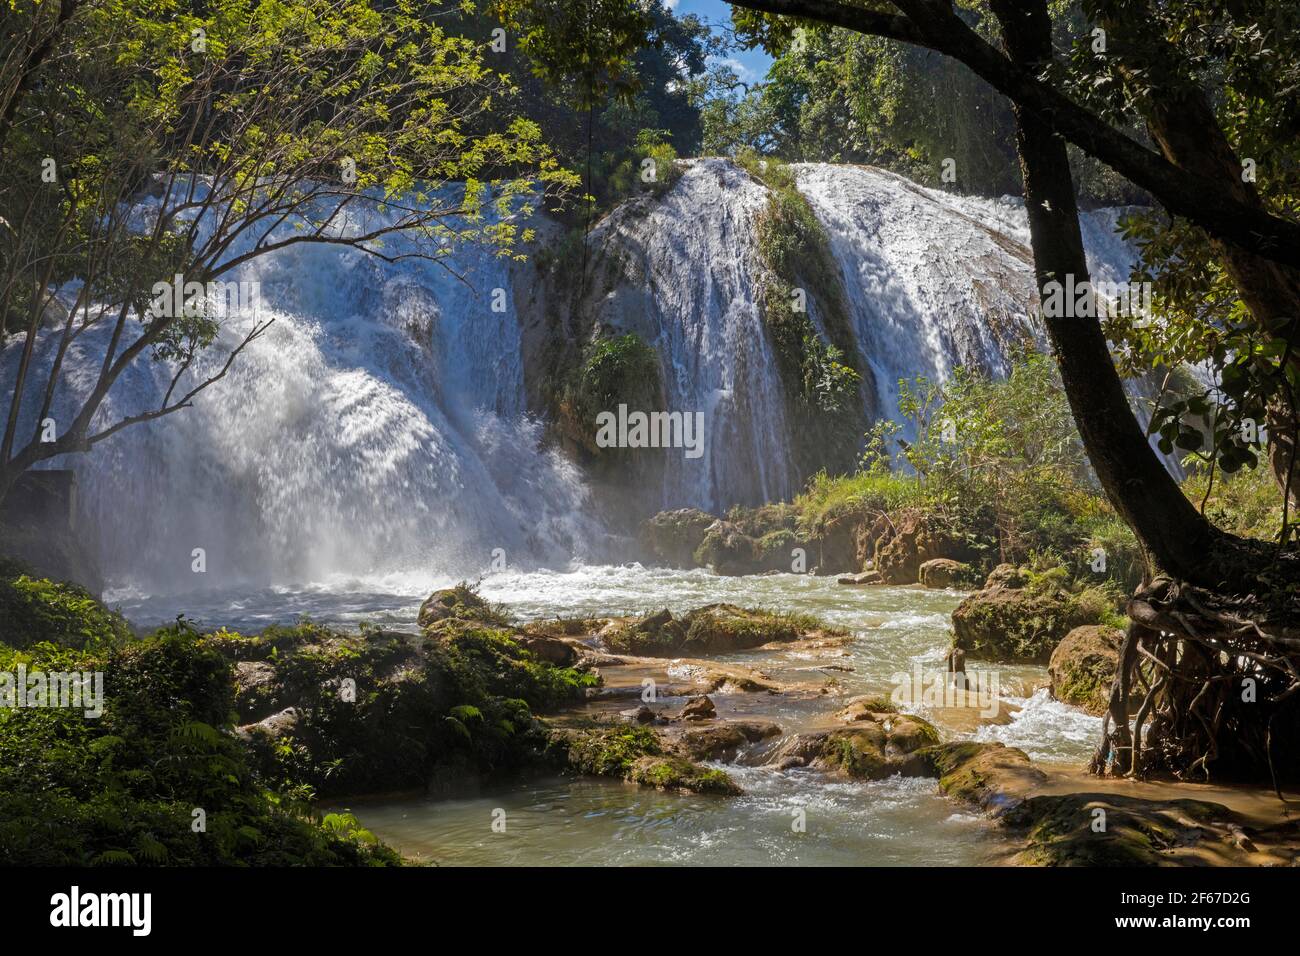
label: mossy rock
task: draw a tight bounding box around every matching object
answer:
[627,755,742,795]
[417,582,509,628]
[767,713,940,780]
[638,508,717,568]
[919,558,980,589]
[951,582,1101,664]
[552,723,741,795]
[225,617,598,799]
[920,741,1046,815]
[602,604,844,657]
[1048,625,1124,715]
[1006,794,1238,866]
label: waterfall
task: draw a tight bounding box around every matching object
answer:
[4,160,1150,591]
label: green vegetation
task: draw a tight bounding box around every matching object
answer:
[553,723,740,795]
[0,604,400,865]
[0,568,608,865]
[601,604,843,657]
[708,11,1139,205]
[0,558,132,650]
[562,332,664,445]
[738,151,861,414]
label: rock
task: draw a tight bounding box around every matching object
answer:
[951,580,1099,663]
[600,608,687,655]
[765,713,940,780]
[866,508,973,584]
[633,705,657,724]
[677,695,716,721]
[692,520,761,575]
[238,706,301,741]
[514,633,578,667]
[1048,624,1124,715]
[1007,794,1252,866]
[675,720,782,761]
[984,563,1030,590]
[838,570,884,586]
[557,723,742,795]
[417,583,502,628]
[919,558,978,589]
[601,603,845,657]
[922,741,1046,816]
[833,695,898,723]
[628,755,742,795]
[638,508,717,567]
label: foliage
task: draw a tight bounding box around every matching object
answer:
[0,558,133,650]
[566,332,662,430]
[0,602,400,865]
[1,0,576,495]
[737,151,861,414]
[715,7,1140,204]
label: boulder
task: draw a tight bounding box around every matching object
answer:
[417,583,503,628]
[638,508,717,567]
[984,563,1030,590]
[601,603,845,657]
[865,508,973,584]
[919,558,978,589]
[764,712,939,780]
[951,581,1098,663]
[692,520,761,575]
[677,695,716,721]
[922,741,1045,816]
[514,633,579,667]
[1048,624,1124,715]
[675,720,782,761]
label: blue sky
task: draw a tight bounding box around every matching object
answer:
[669,0,775,84]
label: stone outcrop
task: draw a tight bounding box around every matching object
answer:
[919,558,978,589]
[950,568,1101,663]
[1048,624,1124,715]
[762,712,940,780]
[637,508,717,567]
[599,603,846,657]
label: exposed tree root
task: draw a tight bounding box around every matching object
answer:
[1092,571,1300,790]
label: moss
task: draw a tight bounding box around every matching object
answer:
[555,724,741,795]
[0,558,132,651]
[418,582,510,628]
[627,756,742,795]
[1008,794,1236,867]
[556,723,664,777]
[737,151,863,418]
[604,604,844,657]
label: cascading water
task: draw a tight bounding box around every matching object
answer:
[8,183,600,595]
[586,159,1149,512]
[7,159,1151,593]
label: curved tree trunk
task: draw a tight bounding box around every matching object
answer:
[987,0,1233,589]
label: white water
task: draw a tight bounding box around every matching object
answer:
[7,159,1147,591]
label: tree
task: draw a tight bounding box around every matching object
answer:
[0,0,574,504]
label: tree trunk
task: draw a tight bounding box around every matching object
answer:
[987,0,1237,589]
